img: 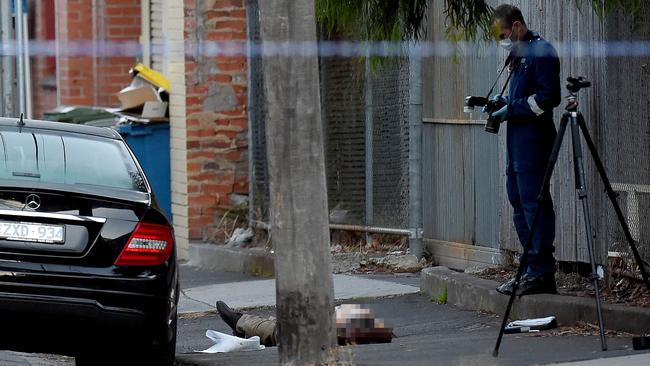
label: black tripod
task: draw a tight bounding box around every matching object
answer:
[493,76,650,357]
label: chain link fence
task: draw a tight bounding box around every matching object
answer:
[368,60,411,229]
[251,54,412,233]
[598,7,650,266]
[247,0,270,227]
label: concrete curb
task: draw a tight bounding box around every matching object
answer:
[188,243,422,277]
[421,266,650,335]
[188,243,274,277]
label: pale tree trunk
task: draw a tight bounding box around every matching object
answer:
[258,1,336,365]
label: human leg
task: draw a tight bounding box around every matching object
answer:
[236,314,279,347]
[515,171,556,277]
[498,171,556,295]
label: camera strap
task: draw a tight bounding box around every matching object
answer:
[497,58,520,97]
[486,54,520,100]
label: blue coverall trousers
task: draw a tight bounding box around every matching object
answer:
[506,168,556,277]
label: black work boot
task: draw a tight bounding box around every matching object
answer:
[216,301,244,337]
[496,275,518,295]
[517,274,557,296]
[496,273,557,296]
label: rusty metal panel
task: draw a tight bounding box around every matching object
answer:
[423,0,499,122]
[422,123,500,248]
[422,0,502,250]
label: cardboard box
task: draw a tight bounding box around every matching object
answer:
[141,101,168,119]
[117,85,159,110]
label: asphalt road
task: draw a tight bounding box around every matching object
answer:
[176,293,650,366]
[1,265,649,365]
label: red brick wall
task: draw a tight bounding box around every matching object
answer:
[95,0,142,106]
[56,0,96,106]
[31,0,57,118]
[185,0,248,240]
[56,0,141,107]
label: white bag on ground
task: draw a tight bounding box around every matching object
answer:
[197,330,265,353]
[505,316,557,333]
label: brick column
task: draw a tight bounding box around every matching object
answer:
[185,0,248,241]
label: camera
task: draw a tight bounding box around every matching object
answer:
[566,76,591,93]
[464,96,506,134]
[464,96,488,113]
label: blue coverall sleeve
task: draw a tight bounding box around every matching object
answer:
[508,43,561,118]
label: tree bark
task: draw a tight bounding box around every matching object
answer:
[258,1,336,365]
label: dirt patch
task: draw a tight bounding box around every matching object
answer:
[330,231,409,254]
[472,266,650,308]
[330,231,433,274]
[530,321,637,338]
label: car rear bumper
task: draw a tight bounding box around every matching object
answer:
[0,291,152,328]
[0,261,178,345]
[0,283,176,355]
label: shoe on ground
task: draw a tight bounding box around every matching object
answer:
[216,300,244,337]
[496,273,557,296]
[518,274,557,296]
[496,275,518,295]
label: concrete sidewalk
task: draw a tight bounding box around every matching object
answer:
[179,269,420,313]
[421,266,650,335]
[555,354,650,366]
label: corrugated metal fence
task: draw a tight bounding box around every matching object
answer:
[422,0,650,266]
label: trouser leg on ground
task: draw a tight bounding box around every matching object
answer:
[236,314,279,347]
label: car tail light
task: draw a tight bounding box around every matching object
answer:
[115,222,174,266]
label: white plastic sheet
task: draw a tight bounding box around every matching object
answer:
[197,330,266,353]
[507,316,556,328]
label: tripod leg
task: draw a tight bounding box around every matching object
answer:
[493,113,569,357]
[570,112,607,351]
[576,114,650,291]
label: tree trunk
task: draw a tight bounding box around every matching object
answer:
[258,1,336,365]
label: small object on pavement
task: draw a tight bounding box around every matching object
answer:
[197,330,265,353]
[504,316,557,334]
[632,336,650,350]
[225,228,253,247]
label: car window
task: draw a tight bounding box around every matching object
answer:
[0,129,147,192]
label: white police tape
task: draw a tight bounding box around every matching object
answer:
[1,40,650,58]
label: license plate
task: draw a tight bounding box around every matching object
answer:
[0,221,65,244]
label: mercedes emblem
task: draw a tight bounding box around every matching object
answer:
[24,194,41,210]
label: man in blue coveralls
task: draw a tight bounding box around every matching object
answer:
[489,4,561,295]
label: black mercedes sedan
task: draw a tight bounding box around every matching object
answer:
[0,118,178,365]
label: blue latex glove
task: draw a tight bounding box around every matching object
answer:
[491,104,508,123]
[482,95,508,113]
[494,95,508,104]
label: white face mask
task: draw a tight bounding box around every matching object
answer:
[499,39,513,51]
